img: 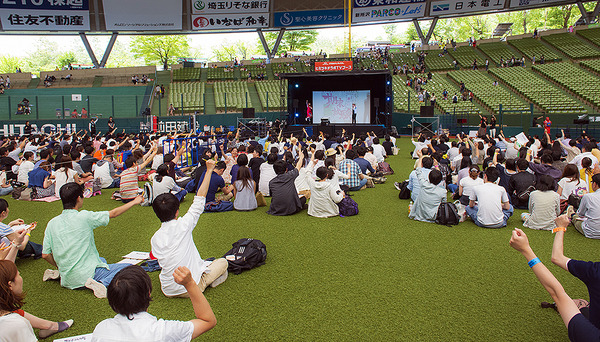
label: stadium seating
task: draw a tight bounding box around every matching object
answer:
[355,57,388,70]
[271,62,300,78]
[173,67,201,81]
[477,42,522,66]
[533,62,600,109]
[508,37,561,61]
[577,27,600,47]
[422,74,481,116]
[581,59,600,74]
[255,80,287,110]
[169,82,205,111]
[213,81,253,112]
[448,46,485,68]
[448,69,529,114]
[241,64,268,79]
[423,52,454,71]
[541,33,600,59]
[490,67,586,114]
[207,67,235,80]
[390,52,417,68]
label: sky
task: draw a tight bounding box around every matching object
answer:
[0,22,412,59]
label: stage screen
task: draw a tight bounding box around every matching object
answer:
[312,90,370,124]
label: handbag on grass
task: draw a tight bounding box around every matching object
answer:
[205,200,234,212]
[255,192,267,207]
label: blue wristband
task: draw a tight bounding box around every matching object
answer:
[528,257,541,268]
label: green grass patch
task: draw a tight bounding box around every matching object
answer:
[11,138,596,341]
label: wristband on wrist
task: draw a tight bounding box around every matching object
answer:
[528,257,541,268]
[553,227,567,233]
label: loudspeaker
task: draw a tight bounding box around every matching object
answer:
[242,108,255,118]
[293,99,299,108]
[420,106,434,117]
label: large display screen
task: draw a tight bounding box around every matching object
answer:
[312,90,371,124]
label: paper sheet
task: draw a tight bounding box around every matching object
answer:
[121,251,150,260]
[53,333,92,342]
[117,258,144,265]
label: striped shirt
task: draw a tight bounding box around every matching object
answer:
[119,165,140,200]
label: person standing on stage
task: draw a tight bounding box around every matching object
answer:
[544,116,552,136]
[306,101,312,124]
[352,103,357,125]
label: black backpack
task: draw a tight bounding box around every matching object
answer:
[398,181,411,200]
[223,238,267,275]
[436,201,460,226]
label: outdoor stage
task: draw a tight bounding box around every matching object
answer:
[284,124,388,137]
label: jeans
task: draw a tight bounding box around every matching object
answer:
[0,186,13,196]
[174,189,187,202]
[465,204,513,228]
[349,178,368,191]
[94,257,130,287]
[107,178,120,188]
[447,183,458,194]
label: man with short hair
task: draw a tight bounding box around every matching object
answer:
[151,159,228,297]
[42,182,143,298]
[267,150,306,216]
[409,155,447,222]
[408,156,434,202]
[570,143,599,170]
[508,158,536,209]
[80,145,98,174]
[528,153,561,184]
[195,161,233,202]
[371,137,387,163]
[339,149,368,192]
[466,166,513,228]
[353,146,376,175]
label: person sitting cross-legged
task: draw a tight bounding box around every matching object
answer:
[41,182,143,298]
[570,174,600,239]
[91,265,216,341]
[151,158,229,297]
[267,151,307,216]
[407,154,434,202]
[409,155,448,223]
[465,166,513,228]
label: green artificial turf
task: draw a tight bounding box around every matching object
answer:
[11,138,597,341]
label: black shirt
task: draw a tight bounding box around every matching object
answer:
[508,171,536,207]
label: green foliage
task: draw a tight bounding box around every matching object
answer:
[25,38,60,72]
[211,39,258,61]
[130,35,190,67]
[0,55,23,74]
[56,51,77,69]
[310,32,367,55]
[264,30,318,53]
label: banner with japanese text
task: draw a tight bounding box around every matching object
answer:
[353,0,426,9]
[0,0,89,31]
[274,9,344,28]
[191,0,269,14]
[352,2,424,23]
[430,0,505,15]
[192,13,269,30]
[509,0,564,8]
[315,61,353,71]
[102,0,182,30]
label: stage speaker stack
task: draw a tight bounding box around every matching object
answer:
[420,106,434,117]
[243,108,255,118]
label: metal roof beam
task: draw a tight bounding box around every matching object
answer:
[578,1,590,24]
[271,28,286,57]
[79,32,99,68]
[424,17,438,45]
[99,32,118,68]
[412,19,426,46]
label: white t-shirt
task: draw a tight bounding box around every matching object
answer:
[151,154,164,170]
[0,313,37,342]
[570,152,599,170]
[470,182,510,227]
[558,177,588,200]
[92,312,194,342]
[372,144,386,163]
[151,196,212,297]
[54,168,77,197]
[459,176,484,198]
[17,160,34,184]
[94,161,115,189]
[152,176,179,200]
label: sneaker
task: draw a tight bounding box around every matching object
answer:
[43,269,60,282]
[394,182,401,191]
[565,205,575,221]
[85,278,107,298]
[210,270,228,288]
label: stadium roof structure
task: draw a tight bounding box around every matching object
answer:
[0,0,598,66]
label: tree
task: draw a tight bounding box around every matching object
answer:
[57,51,77,69]
[130,35,190,67]
[26,38,60,72]
[383,24,403,44]
[263,30,318,54]
[210,39,258,61]
[0,56,23,74]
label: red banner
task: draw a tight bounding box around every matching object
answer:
[315,61,353,72]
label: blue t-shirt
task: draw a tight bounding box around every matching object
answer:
[353,157,374,174]
[569,259,600,330]
[230,165,253,184]
[196,171,225,202]
[122,150,133,169]
[28,167,50,188]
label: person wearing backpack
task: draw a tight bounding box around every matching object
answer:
[150,159,228,297]
[466,166,513,228]
[409,155,447,223]
[508,158,536,209]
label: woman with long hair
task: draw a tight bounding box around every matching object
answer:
[558,164,588,212]
[458,164,483,205]
[233,165,257,211]
[153,164,187,202]
[521,174,560,230]
[0,260,73,340]
[53,156,87,198]
[580,157,594,191]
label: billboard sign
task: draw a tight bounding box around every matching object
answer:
[192,13,269,30]
[352,2,424,23]
[353,0,426,8]
[315,61,353,71]
[274,9,344,27]
[0,0,89,30]
[509,0,563,8]
[191,0,269,14]
[430,0,505,15]
[103,0,182,30]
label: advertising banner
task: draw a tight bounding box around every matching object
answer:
[353,0,426,9]
[352,2,424,23]
[274,9,345,28]
[191,0,269,14]
[0,0,89,31]
[430,0,505,15]
[192,13,269,30]
[509,0,563,8]
[102,0,182,30]
[315,61,353,71]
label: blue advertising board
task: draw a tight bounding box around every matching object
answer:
[274,9,345,28]
[0,0,89,11]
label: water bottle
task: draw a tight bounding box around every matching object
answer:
[408,201,413,214]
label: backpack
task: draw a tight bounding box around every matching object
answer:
[223,238,267,275]
[398,181,411,200]
[377,162,394,175]
[517,185,536,203]
[338,195,359,216]
[141,182,153,207]
[204,200,234,212]
[436,201,460,226]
